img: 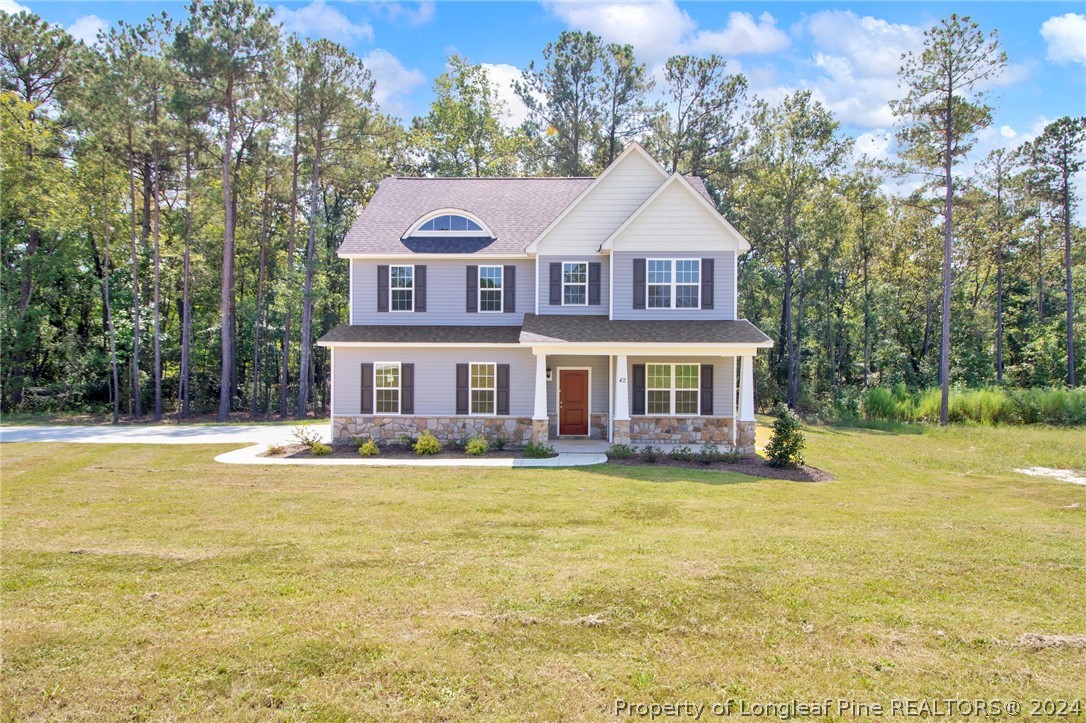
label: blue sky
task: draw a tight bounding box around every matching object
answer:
[9,0,1086,171]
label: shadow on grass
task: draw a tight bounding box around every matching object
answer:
[565,463,773,486]
[807,419,926,436]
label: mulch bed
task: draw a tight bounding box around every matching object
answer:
[265,443,558,460]
[605,455,833,482]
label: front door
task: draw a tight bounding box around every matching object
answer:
[559,369,589,435]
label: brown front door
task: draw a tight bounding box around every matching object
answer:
[559,369,589,435]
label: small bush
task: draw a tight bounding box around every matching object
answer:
[696,442,721,464]
[639,445,662,463]
[524,441,555,458]
[310,442,333,457]
[465,437,489,456]
[396,432,417,448]
[414,431,442,456]
[492,436,509,451]
[266,444,285,456]
[668,445,695,461]
[862,387,897,421]
[357,440,380,457]
[291,423,323,449]
[720,451,741,464]
[765,408,805,469]
[607,443,636,460]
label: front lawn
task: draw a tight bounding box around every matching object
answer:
[2,423,1084,719]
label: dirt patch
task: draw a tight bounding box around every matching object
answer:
[1019,633,1086,650]
[264,442,557,460]
[1015,467,1086,486]
[606,456,832,482]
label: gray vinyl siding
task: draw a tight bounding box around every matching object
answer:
[351,258,534,325]
[622,355,735,417]
[536,255,610,315]
[332,346,536,416]
[611,250,735,320]
[544,355,609,416]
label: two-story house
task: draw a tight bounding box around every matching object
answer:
[318,143,772,453]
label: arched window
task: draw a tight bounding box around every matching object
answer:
[407,209,492,237]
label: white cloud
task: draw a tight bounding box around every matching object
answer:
[854,130,892,162]
[689,12,790,56]
[0,0,30,14]
[68,15,107,46]
[274,1,374,44]
[544,0,695,63]
[1040,13,1086,66]
[999,125,1017,139]
[361,48,425,117]
[481,62,530,128]
[369,1,435,27]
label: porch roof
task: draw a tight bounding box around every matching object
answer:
[519,314,773,346]
[318,324,522,345]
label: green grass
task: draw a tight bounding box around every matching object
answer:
[2,422,1085,720]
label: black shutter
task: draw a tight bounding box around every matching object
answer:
[700,364,713,415]
[701,258,714,309]
[415,266,427,312]
[503,265,516,313]
[632,258,646,309]
[376,265,389,312]
[455,363,469,414]
[496,364,510,414]
[361,363,373,414]
[632,364,645,415]
[549,262,561,305]
[466,265,478,313]
[588,262,601,305]
[401,363,414,414]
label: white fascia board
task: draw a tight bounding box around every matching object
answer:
[525,141,668,254]
[521,342,773,355]
[317,341,526,348]
[338,253,530,260]
[598,173,753,253]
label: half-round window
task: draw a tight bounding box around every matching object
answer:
[406,209,493,237]
[419,214,482,232]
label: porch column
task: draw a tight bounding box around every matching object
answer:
[737,354,755,454]
[613,353,630,444]
[531,351,549,443]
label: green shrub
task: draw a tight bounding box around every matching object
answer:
[492,436,509,451]
[465,437,489,456]
[414,431,442,456]
[524,441,555,458]
[862,387,897,421]
[914,388,942,423]
[310,443,332,457]
[606,443,635,460]
[668,445,695,461]
[720,451,741,464]
[639,445,662,463]
[396,432,417,448]
[765,408,805,469]
[357,440,380,457]
[291,423,323,449]
[696,442,721,464]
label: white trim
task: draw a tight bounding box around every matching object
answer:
[646,258,701,310]
[348,261,355,325]
[477,265,504,313]
[320,340,774,352]
[319,341,526,348]
[330,347,336,420]
[561,261,589,306]
[607,355,613,443]
[556,366,592,437]
[608,250,614,320]
[373,361,402,416]
[526,141,668,253]
[404,208,494,238]
[534,255,540,315]
[468,361,498,416]
[389,264,414,313]
[644,362,700,416]
[730,354,738,447]
[598,173,752,253]
[340,253,527,260]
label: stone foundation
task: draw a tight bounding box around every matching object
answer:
[530,418,549,444]
[737,420,756,454]
[333,415,534,444]
[612,419,631,445]
[547,413,609,439]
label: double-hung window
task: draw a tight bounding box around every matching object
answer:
[470,362,496,415]
[646,363,700,415]
[374,362,401,414]
[479,266,503,312]
[647,259,700,309]
[563,262,587,305]
[390,265,414,312]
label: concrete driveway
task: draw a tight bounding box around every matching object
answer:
[0,422,329,446]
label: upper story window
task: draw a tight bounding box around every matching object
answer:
[648,259,700,309]
[407,209,492,237]
[390,265,414,311]
[563,262,587,305]
[479,266,503,313]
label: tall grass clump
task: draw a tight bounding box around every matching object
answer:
[861,387,897,421]
[848,385,1084,426]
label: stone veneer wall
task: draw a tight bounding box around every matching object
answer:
[333,416,535,444]
[622,416,757,455]
[547,413,609,439]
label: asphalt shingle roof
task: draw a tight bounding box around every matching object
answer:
[519,314,773,345]
[318,324,522,345]
[339,177,594,256]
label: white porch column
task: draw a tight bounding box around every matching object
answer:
[533,352,548,420]
[613,354,630,420]
[739,354,755,420]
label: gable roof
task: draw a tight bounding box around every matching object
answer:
[599,172,751,252]
[338,176,593,256]
[519,314,773,346]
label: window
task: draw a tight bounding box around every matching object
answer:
[479,266,503,313]
[646,363,700,415]
[415,214,484,233]
[470,362,496,415]
[562,262,587,305]
[374,363,401,414]
[647,259,700,309]
[390,265,413,312]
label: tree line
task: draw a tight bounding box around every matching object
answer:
[1,2,1083,423]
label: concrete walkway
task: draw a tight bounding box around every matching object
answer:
[215,444,606,468]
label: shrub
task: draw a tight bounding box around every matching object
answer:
[465,437,489,456]
[524,441,555,458]
[396,432,417,448]
[291,423,323,449]
[862,387,897,421]
[668,445,695,461]
[357,440,380,457]
[310,443,333,457]
[606,443,636,460]
[492,436,509,451]
[414,431,442,455]
[639,445,662,463]
[720,451,741,464]
[696,442,721,464]
[914,388,942,423]
[266,444,285,456]
[765,408,805,469]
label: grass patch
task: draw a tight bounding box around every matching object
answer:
[2,423,1085,718]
